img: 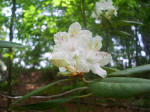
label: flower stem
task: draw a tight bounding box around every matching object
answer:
[77,93,92,98]
[82,77,90,84]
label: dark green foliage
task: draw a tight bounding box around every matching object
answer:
[11,96,76,110]
[88,77,150,98]
[108,64,150,77]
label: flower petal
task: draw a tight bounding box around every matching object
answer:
[54,32,69,44]
[50,58,70,67]
[59,67,67,72]
[68,22,81,37]
[78,30,92,38]
[91,64,107,78]
[97,52,112,66]
[93,35,102,50]
[76,60,90,72]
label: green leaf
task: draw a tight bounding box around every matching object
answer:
[88,77,150,98]
[121,20,143,25]
[11,96,76,111]
[108,64,150,77]
[113,30,132,38]
[101,77,150,83]
[115,20,142,28]
[102,67,120,74]
[0,40,24,48]
[13,79,69,104]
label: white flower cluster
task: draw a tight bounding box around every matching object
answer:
[92,0,117,19]
[50,22,112,78]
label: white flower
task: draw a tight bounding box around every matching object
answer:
[54,32,69,44]
[92,0,118,19]
[0,60,7,71]
[50,22,112,78]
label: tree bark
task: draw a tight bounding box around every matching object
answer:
[8,0,16,112]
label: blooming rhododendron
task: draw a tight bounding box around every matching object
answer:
[50,22,112,78]
[92,0,117,19]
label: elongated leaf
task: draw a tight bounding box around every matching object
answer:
[113,30,132,38]
[101,77,150,83]
[115,20,142,28]
[121,20,143,25]
[102,67,120,74]
[0,40,24,48]
[108,64,150,77]
[88,77,150,98]
[13,79,69,104]
[119,31,132,36]
[11,96,76,111]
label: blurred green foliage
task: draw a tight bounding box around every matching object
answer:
[0,0,149,93]
[0,0,149,71]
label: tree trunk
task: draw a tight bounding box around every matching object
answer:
[7,0,16,111]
